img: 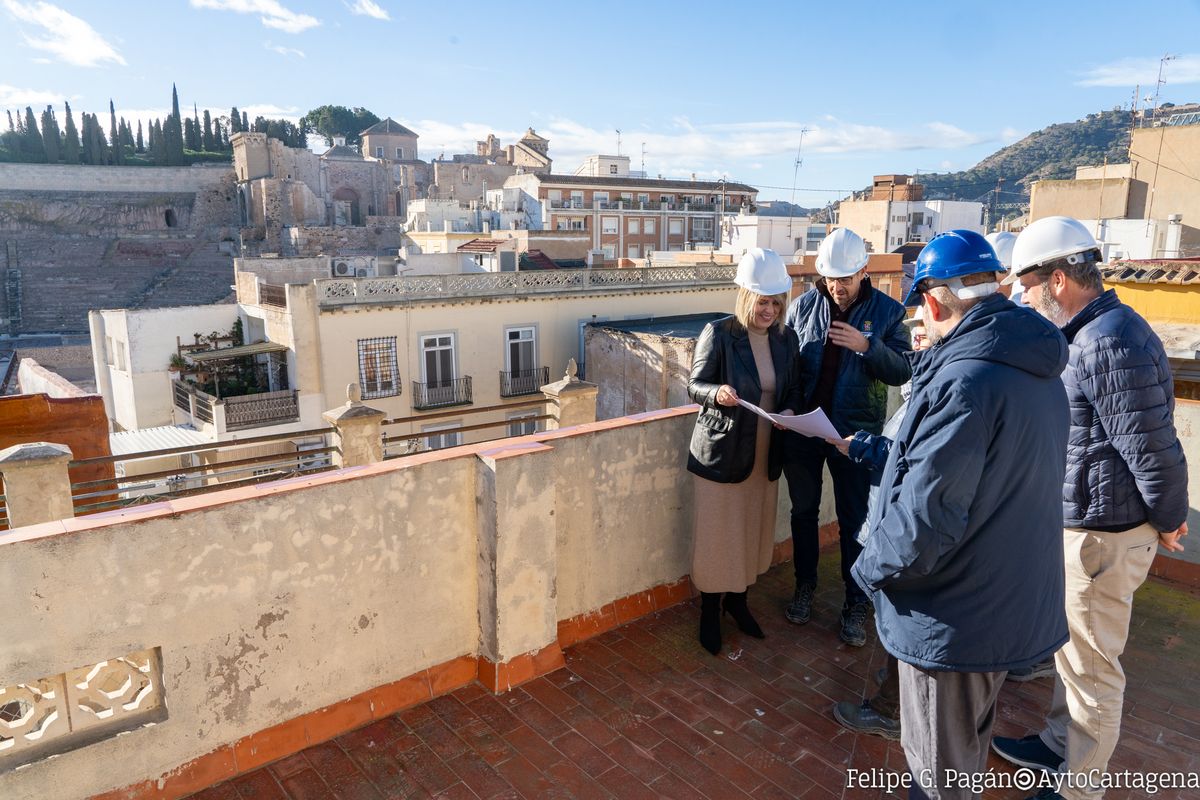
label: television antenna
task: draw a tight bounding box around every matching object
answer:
[1150,54,1175,120]
[788,128,812,242]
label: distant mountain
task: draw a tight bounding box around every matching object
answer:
[914,107,1140,219]
[756,200,816,217]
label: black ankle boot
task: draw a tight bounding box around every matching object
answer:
[723,591,765,639]
[699,592,722,655]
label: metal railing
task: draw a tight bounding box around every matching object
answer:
[224,389,300,430]
[259,283,287,308]
[173,381,297,430]
[500,367,549,398]
[411,377,473,410]
[316,265,738,307]
[66,427,336,516]
[381,398,549,459]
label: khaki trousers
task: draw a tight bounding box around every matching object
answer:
[1039,523,1158,800]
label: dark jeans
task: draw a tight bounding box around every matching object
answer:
[783,439,871,606]
[869,654,900,720]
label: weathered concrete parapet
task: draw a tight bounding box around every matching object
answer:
[321,383,386,468]
[0,442,74,528]
[474,441,564,691]
[540,359,598,430]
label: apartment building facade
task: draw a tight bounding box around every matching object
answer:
[837,174,984,253]
[504,171,757,259]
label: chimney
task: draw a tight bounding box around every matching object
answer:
[333,135,346,147]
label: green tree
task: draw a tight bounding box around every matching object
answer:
[302,105,380,146]
[62,102,80,164]
[40,106,61,163]
[184,116,197,151]
[213,117,226,150]
[1,111,21,160]
[229,106,242,134]
[22,106,46,162]
[108,100,123,165]
[136,119,144,152]
[192,103,202,150]
[201,109,215,151]
[165,84,185,165]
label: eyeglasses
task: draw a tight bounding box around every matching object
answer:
[823,275,857,287]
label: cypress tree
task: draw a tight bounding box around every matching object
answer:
[40,106,61,163]
[62,102,80,164]
[166,85,185,165]
[153,120,167,166]
[241,111,248,132]
[184,117,196,151]
[23,106,46,162]
[108,100,123,165]
[229,106,241,134]
[202,109,214,151]
[192,104,202,150]
[136,119,144,152]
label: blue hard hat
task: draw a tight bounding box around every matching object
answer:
[903,230,1004,307]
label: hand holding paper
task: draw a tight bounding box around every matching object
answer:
[736,399,841,441]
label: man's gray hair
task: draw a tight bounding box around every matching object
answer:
[1035,258,1103,293]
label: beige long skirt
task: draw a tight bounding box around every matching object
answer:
[690,333,778,593]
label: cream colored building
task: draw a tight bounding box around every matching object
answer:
[93,259,738,454]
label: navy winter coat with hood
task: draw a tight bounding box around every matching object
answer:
[852,294,1071,672]
[784,278,911,437]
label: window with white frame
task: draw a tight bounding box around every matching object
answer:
[357,337,400,398]
[507,411,540,437]
[375,146,384,158]
[568,218,586,231]
[601,216,618,235]
[420,333,456,387]
[548,189,562,202]
[692,218,714,241]
[644,218,655,235]
[628,245,640,258]
[668,219,684,235]
[593,191,609,204]
[505,326,536,374]
[602,245,616,259]
[422,422,462,451]
[628,218,640,234]
[570,190,584,208]
[637,193,649,204]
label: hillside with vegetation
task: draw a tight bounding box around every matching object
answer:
[910,106,1162,221]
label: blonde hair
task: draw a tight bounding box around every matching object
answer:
[734,287,787,333]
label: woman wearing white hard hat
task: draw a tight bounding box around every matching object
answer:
[686,247,803,656]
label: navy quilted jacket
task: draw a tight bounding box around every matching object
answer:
[783,279,911,436]
[1059,290,1188,532]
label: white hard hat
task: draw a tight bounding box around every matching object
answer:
[984,231,1017,270]
[734,248,792,295]
[1004,216,1101,285]
[816,228,869,278]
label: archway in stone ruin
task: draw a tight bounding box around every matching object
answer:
[332,187,361,226]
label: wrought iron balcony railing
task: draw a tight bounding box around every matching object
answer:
[411,377,473,410]
[499,367,549,398]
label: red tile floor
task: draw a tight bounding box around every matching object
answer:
[190,558,1200,800]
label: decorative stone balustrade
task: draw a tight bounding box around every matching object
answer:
[315,265,738,307]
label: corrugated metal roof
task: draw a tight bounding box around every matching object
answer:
[110,425,211,456]
[187,342,288,363]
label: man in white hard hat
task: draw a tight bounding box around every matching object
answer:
[985,231,1021,303]
[782,227,912,646]
[992,216,1189,800]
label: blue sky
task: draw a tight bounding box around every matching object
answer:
[3,0,1199,206]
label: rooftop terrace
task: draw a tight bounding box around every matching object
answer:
[185,560,1200,800]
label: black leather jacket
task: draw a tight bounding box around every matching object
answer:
[687,316,804,483]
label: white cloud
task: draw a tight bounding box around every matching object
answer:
[189,0,319,34]
[265,41,305,58]
[401,116,1001,181]
[2,1,126,67]
[0,83,68,108]
[1076,54,1200,87]
[347,0,389,20]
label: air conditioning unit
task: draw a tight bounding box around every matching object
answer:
[330,257,378,278]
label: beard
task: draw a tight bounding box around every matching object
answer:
[1030,290,1070,326]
